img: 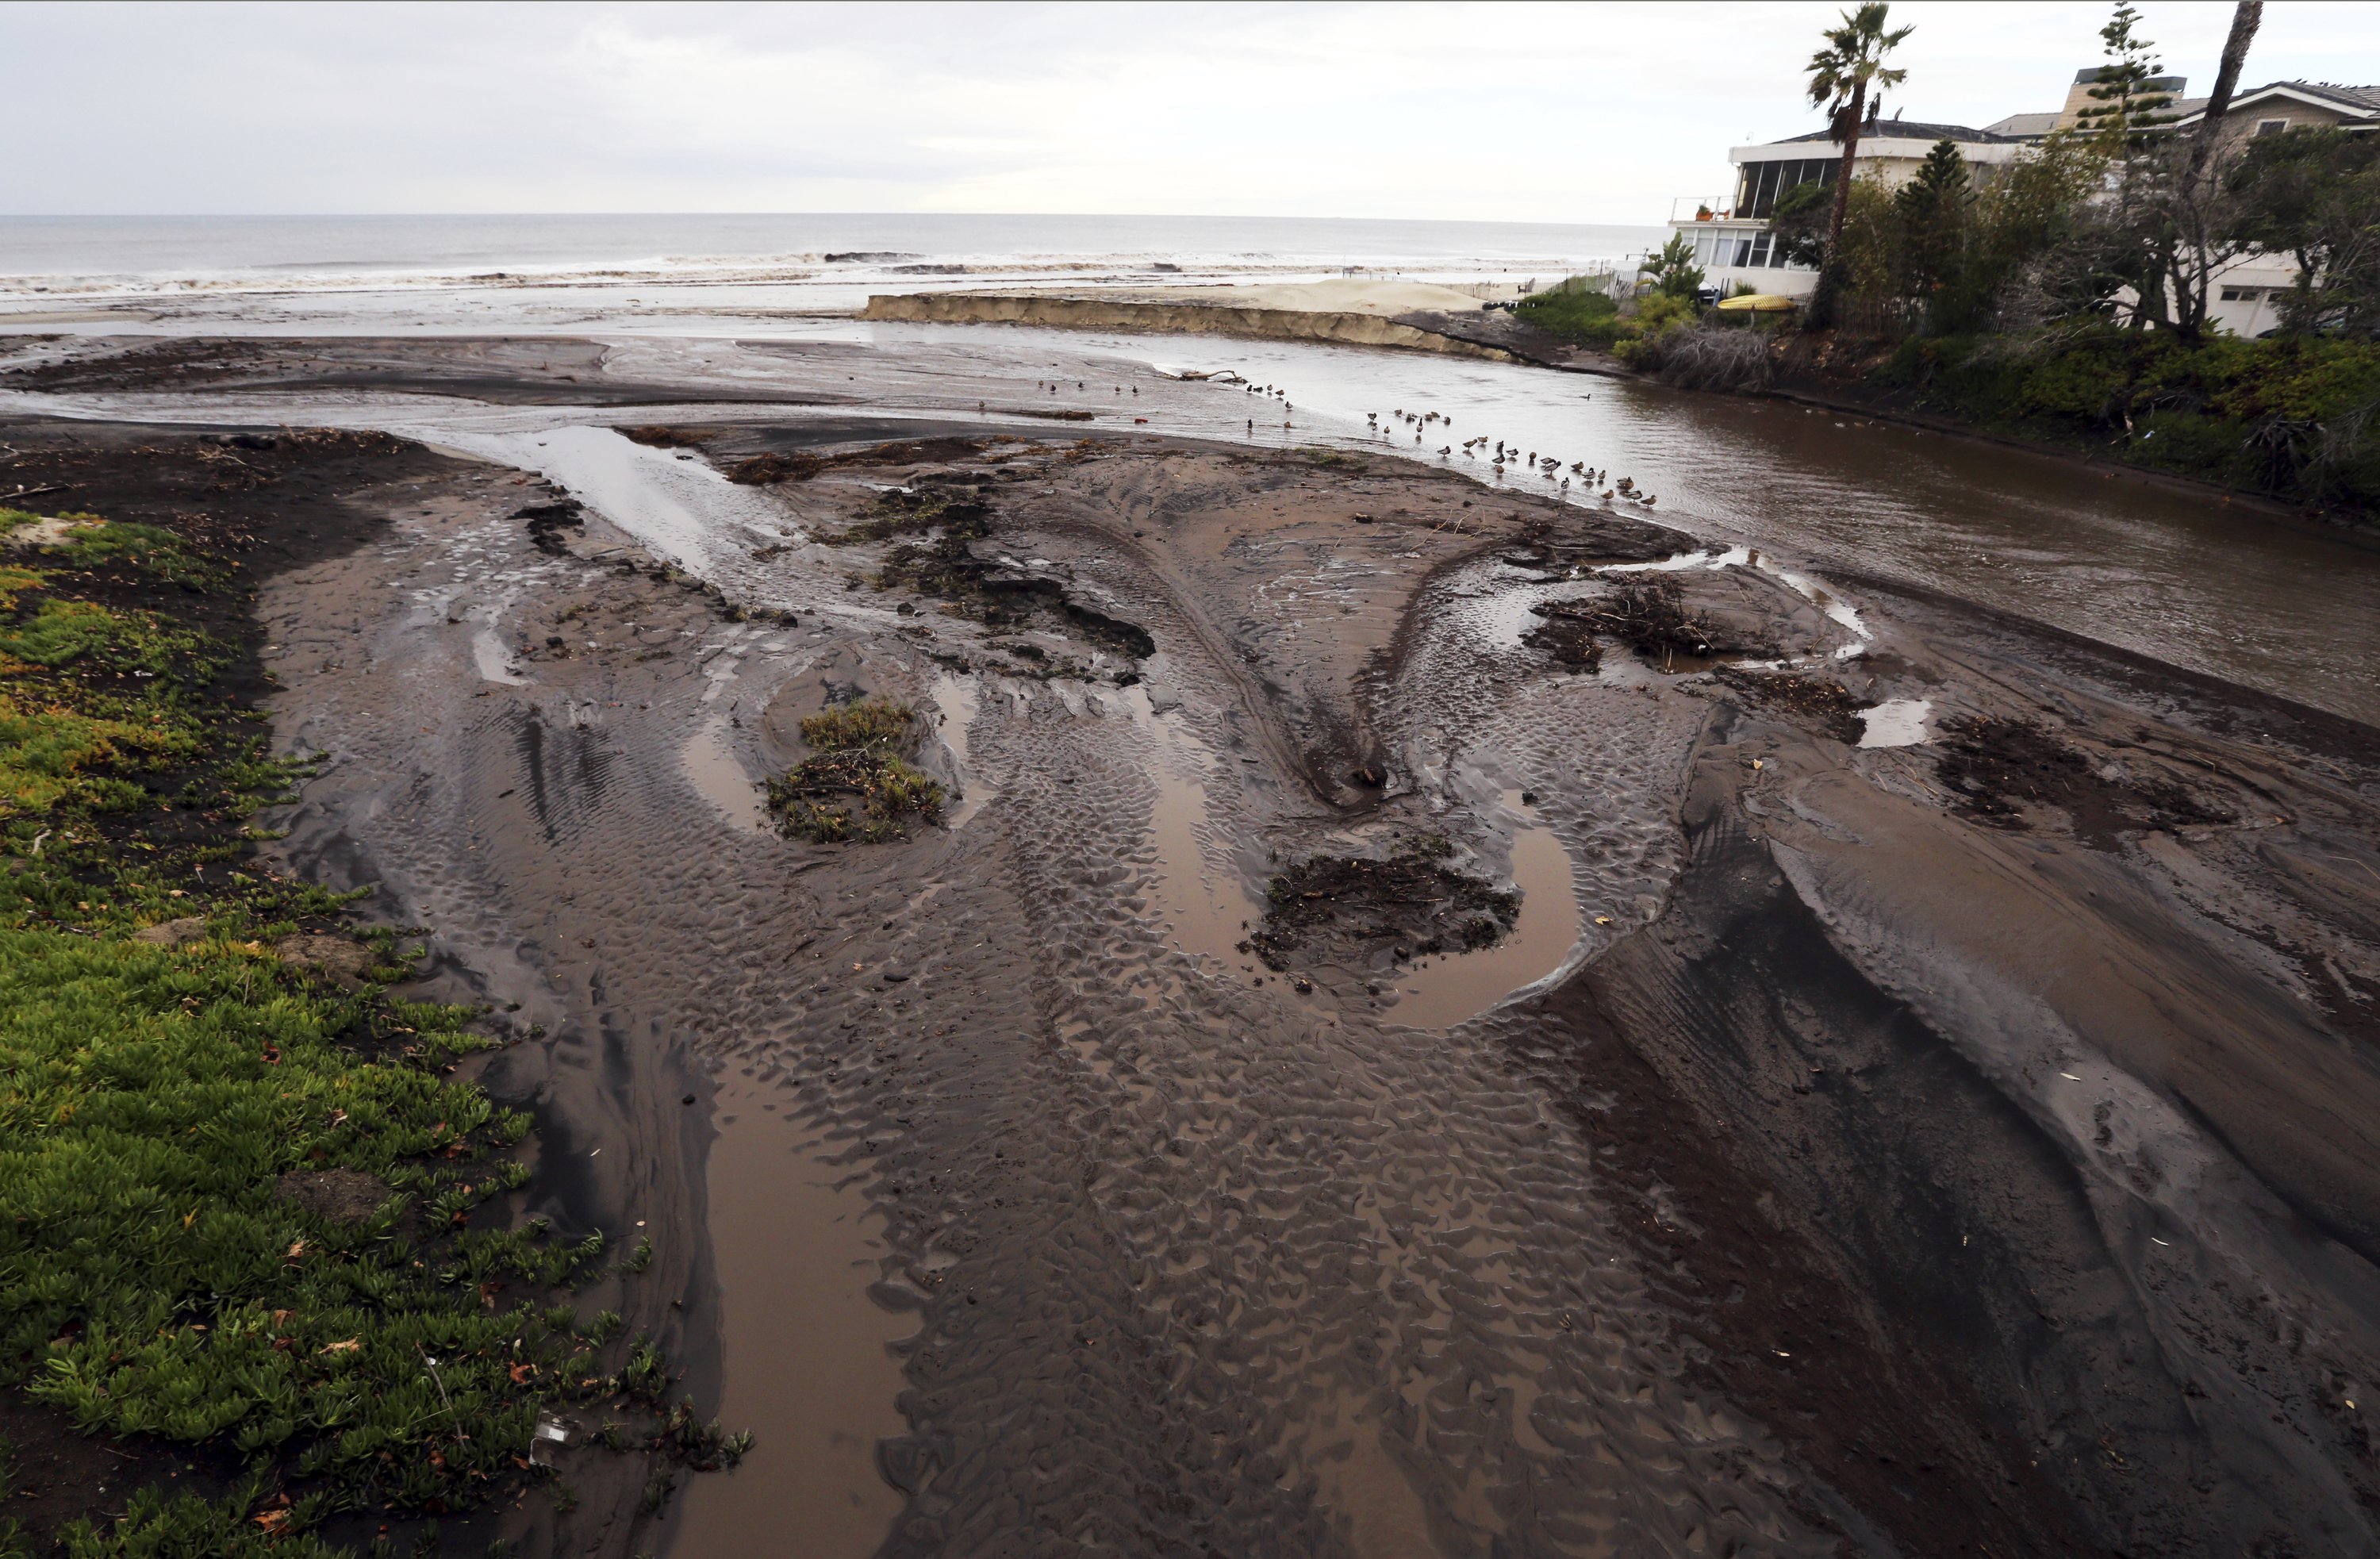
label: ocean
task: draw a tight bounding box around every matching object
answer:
[0,212,1668,298]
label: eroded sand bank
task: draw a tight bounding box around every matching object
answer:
[860,278,1579,367]
[5,332,2379,1559]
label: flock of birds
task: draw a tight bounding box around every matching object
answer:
[1024,374,1660,508]
[1369,406,1657,505]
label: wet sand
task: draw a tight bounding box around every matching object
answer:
[5,332,2380,1558]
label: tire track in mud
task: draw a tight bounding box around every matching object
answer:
[255,440,1847,1557]
[251,416,2380,1559]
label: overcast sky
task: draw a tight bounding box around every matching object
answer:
[6,2,2367,223]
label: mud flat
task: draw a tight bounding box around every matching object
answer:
[3,333,2379,1559]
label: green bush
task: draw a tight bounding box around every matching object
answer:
[768,697,945,843]
[1514,285,1624,349]
[1871,325,2380,511]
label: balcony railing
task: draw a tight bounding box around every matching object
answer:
[1668,197,1745,224]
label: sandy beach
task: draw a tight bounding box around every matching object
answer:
[2,324,2378,1558]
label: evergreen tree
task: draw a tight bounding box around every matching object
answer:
[1896,139,1973,325]
[2073,4,2174,149]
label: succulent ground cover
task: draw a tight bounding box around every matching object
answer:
[0,498,737,1555]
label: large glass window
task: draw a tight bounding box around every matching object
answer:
[1749,231,1773,267]
[1736,156,1837,219]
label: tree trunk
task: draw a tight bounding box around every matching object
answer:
[1825,80,1868,249]
[1809,80,1869,328]
[2189,2,2264,182]
[2163,1,2262,340]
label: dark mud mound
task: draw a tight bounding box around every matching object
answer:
[822,486,992,547]
[1250,839,1518,972]
[1519,580,1779,673]
[1710,666,1869,743]
[516,497,586,555]
[830,488,1156,664]
[729,436,993,486]
[1507,511,1685,569]
[727,450,826,486]
[1521,600,1604,670]
[1937,716,2236,843]
[620,425,717,449]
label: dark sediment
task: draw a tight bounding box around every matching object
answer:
[4,336,2377,1559]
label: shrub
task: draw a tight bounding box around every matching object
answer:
[1515,282,1624,349]
[767,697,945,843]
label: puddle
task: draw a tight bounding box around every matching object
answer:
[1857,697,1933,748]
[929,672,992,827]
[1299,1392,1445,1559]
[1123,687,1259,971]
[666,1086,909,1559]
[1148,768,1255,970]
[1393,798,1579,1030]
[470,626,525,685]
[681,715,768,831]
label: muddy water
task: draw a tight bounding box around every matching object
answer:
[13,324,2380,1556]
[12,310,2376,725]
[861,322,2380,727]
[668,1085,911,1557]
[1395,801,1580,1030]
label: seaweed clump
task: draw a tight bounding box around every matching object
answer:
[1935,716,2234,844]
[515,497,585,555]
[849,491,1156,662]
[1710,667,1869,743]
[1518,580,1771,673]
[1247,837,1518,972]
[727,451,826,486]
[766,697,946,843]
[1520,601,1604,671]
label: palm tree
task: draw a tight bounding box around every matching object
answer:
[1804,2,1913,320]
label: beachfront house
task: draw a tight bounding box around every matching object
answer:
[1664,68,2378,336]
[1664,121,2024,300]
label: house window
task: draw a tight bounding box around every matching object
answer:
[1734,156,1838,219]
[2256,118,2289,136]
[1749,231,1774,267]
[2220,286,2263,301]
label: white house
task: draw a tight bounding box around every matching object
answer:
[1664,71,2376,334]
[1664,120,2025,299]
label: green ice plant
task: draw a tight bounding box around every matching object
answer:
[0,505,645,1549]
